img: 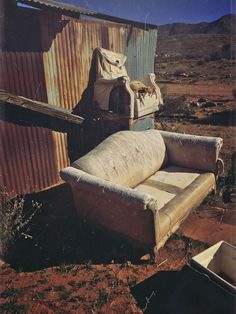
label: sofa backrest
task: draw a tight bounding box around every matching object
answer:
[72,130,167,188]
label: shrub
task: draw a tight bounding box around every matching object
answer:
[161,95,194,116]
[197,60,205,66]
[210,51,222,61]
[221,43,231,59]
[0,190,41,260]
[204,55,210,62]
[173,67,186,76]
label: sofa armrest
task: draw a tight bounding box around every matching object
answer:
[141,73,163,105]
[60,167,156,210]
[159,131,223,173]
[60,166,157,248]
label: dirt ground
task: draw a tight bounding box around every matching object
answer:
[1,67,235,313]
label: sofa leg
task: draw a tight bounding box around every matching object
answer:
[153,246,159,263]
[145,247,158,263]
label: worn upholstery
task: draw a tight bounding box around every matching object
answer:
[93,47,163,118]
[60,129,223,255]
[159,131,223,173]
[72,130,167,188]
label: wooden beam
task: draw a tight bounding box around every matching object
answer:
[0,89,84,125]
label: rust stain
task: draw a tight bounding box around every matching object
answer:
[1,15,157,197]
[0,52,59,197]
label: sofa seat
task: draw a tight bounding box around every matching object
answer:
[135,166,215,250]
[60,130,222,257]
[135,166,203,209]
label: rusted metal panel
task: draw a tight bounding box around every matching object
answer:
[41,15,104,174]
[125,28,158,80]
[42,16,103,110]
[1,52,47,100]
[19,0,97,16]
[0,121,59,198]
[19,0,157,29]
[0,52,61,197]
[0,13,158,197]
[40,16,158,172]
[107,25,125,53]
[41,17,128,176]
[41,16,157,109]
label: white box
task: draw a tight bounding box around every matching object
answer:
[191,241,236,293]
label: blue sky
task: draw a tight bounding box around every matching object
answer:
[56,0,234,25]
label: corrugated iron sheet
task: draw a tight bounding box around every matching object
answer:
[125,28,158,80]
[41,16,157,109]
[18,0,97,16]
[41,16,157,178]
[1,13,158,197]
[18,0,157,29]
[0,52,62,197]
[42,17,103,110]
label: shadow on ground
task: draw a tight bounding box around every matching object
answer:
[193,110,236,126]
[7,151,236,272]
[7,184,146,272]
[131,265,235,314]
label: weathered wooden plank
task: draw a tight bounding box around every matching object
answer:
[0,89,84,125]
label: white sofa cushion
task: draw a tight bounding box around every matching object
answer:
[135,166,201,210]
[72,129,167,188]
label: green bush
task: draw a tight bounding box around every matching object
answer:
[0,190,41,260]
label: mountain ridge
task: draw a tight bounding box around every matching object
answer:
[156,14,236,59]
[158,14,236,37]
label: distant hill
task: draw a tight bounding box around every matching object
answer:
[158,14,236,37]
[156,14,236,59]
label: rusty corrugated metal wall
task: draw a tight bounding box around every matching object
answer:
[1,13,158,197]
[41,15,157,110]
[0,52,62,197]
[40,15,157,188]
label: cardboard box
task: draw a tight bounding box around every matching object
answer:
[191,241,236,293]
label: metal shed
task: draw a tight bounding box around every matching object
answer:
[0,0,159,197]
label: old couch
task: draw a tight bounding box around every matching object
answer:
[60,130,223,257]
